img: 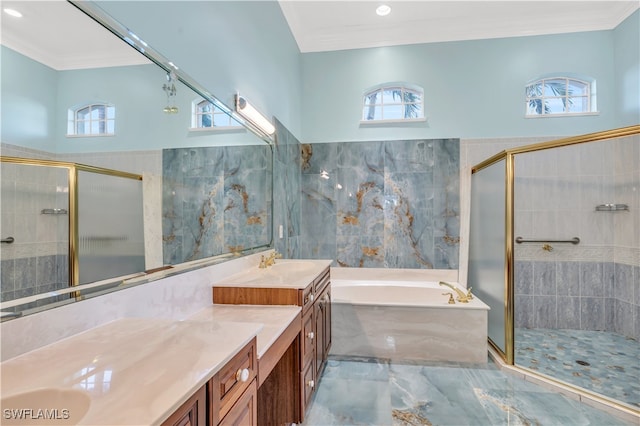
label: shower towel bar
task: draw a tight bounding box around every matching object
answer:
[515,237,580,244]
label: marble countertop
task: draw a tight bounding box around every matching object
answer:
[216,259,332,289]
[0,317,262,425]
[188,305,301,358]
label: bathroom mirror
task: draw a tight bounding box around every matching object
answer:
[0,0,273,318]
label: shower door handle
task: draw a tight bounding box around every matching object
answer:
[1,237,14,244]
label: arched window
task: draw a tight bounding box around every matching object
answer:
[361,84,425,123]
[525,76,597,117]
[67,103,115,136]
[191,99,241,129]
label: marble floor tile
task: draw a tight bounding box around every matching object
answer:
[304,356,633,426]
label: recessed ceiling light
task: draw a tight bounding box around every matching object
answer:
[3,8,23,18]
[376,4,391,17]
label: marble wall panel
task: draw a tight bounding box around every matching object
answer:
[300,139,460,270]
[274,119,301,259]
[162,144,270,264]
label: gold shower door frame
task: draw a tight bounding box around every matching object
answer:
[471,124,640,413]
[0,156,142,292]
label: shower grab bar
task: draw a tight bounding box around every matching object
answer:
[515,236,580,245]
[1,237,15,244]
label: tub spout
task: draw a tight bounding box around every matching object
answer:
[439,281,472,303]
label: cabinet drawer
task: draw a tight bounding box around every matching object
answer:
[301,308,315,367]
[219,379,257,426]
[217,338,257,421]
[299,283,315,313]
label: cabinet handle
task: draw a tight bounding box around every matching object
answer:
[307,331,314,340]
[309,293,315,302]
[235,368,250,382]
[307,380,315,388]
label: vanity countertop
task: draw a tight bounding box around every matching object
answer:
[216,259,332,289]
[188,304,301,358]
[0,317,262,425]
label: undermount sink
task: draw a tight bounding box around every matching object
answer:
[266,261,317,274]
[0,388,91,425]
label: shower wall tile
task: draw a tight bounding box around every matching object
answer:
[534,295,557,329]
[580,262,605,297]
[635,266,640,306]
[556,296,580,329]
[515,261,533,295]
[533,262,556,296]
[556,262,579,296]
[613,300,635,339]
[300,139,460,270]
[613,263,634,302]
[515,295,534,329]
[580,297,606,331]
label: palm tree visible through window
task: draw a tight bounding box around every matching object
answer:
[526,77,595,116]
[362,85,424,122]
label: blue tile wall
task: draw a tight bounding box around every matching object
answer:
[515,260,639,341]
[162,145,271,264]
[300,139,460,269]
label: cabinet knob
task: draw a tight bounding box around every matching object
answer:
[307,331,315,340]
[309,293,315,302]
[307,380,315,388]
[236,368,250,382]
[322,294,330,304]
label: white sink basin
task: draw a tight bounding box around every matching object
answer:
[0,388,90,425]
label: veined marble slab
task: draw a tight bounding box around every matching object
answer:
[217,259,332,289]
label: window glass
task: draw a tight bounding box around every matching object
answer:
[68,103,115,136]
[192,100,240,129]
[362,84,425,122]
[525,77,595,117]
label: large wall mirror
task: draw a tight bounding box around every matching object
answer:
[0,0,273,319]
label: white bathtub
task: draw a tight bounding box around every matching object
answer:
[330,273,490,363]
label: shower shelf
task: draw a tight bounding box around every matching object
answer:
[595,204,629,212]
[41,208,68,215]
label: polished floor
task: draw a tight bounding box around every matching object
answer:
[515,328,640,409]
[304,357,633,425]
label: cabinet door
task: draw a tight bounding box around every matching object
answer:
[300,358,316,419]
[314,300,324,378]
[301,308,315,368]
[323,287,332,360]
[219,379,257,426]
[161,386,206,426]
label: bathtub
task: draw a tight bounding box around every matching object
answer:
[330,272,490,363]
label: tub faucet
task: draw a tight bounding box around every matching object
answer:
[259,251,282,268]
[439,281,473,303]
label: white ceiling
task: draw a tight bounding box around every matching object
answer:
[0,1,149,70]
[1,1,638,70]
[278,1,640,53]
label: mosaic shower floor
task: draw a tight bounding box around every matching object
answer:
[515,328,640,409]
[304,357,633,425]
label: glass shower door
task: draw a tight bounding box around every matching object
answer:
[77,169,144,284]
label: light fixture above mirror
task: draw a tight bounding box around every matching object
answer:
[235,94,275,137]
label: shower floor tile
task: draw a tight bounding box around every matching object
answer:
[515,328,640,409]
[304,357,634,425]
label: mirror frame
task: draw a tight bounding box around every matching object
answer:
[0,0,275,319]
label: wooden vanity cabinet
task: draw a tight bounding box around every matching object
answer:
[209,338,258,426]
[162,386,206,426]
[212,266,331,422]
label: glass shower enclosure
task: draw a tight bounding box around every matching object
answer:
[468,125,640,413]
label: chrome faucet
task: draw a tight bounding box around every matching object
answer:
[439,281,473,303]
[259,251,282,268]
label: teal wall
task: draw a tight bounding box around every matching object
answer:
[94,0,303,139]
[300,29,631,143]
[614,9,640,127]
[1,46,58,152]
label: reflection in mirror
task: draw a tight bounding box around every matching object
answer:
[0,1,273,319]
